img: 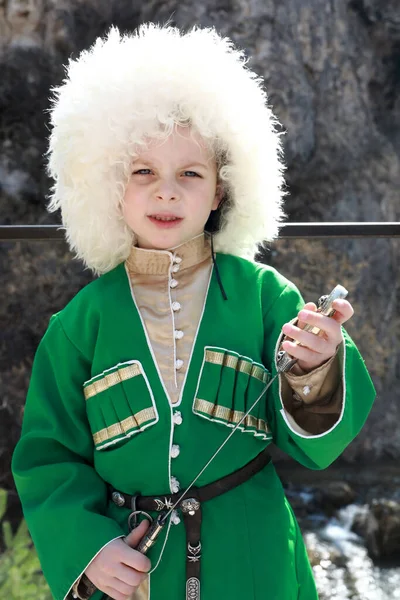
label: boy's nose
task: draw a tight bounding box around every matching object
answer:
[155,181,180,202]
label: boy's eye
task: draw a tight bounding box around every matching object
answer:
[133,169,152,175]
[132,169,200,177]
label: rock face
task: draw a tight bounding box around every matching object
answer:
[1,0,399,496]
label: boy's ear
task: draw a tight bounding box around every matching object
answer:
[212,184,224,210]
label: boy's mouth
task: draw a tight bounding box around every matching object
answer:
[149,214,181,222]
[147,214,183,228]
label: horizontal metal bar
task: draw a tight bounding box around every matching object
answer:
[0,222,399,241]
[277,222,400,238]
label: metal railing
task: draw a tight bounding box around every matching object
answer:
[1,222,400,240]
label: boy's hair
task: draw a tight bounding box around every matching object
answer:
[47,23,286,275]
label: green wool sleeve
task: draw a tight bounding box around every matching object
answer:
[11,315,125,600]
[262,279,376,470]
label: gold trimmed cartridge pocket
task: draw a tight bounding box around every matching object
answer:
[83,360,158,450]
[193,347,272,440]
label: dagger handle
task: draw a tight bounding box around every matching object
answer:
[295,284,348,341]
[135,513,167,555]
[277,284,348,373]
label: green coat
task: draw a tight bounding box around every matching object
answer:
[12,254,375,600]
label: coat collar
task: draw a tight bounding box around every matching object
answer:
[125,232,212,275]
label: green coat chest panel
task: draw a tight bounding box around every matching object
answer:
[76,258,275,498]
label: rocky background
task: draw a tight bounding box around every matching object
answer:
[1,0,399,516]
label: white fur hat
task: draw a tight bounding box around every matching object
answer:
[47,23,286,275]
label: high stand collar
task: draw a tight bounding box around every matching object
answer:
[125,231,228,300]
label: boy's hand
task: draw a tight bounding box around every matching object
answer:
[84,519,151,600]
[281,298,354,373]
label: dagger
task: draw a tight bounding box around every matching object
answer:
[133,284,348,553]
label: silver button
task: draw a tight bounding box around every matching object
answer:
[172,264,180,273]
[171,444,180,458]
[173,411,183,425]
[171,509,181,525]
[174,330,184,340]
[111,491,125,506]
[171,476,180,493]
[172,301,181,311]
[302,385,312,396]
[175,359,184,370]
[293,392,302,403]
[173,256,182,264]
[170,279,178,289]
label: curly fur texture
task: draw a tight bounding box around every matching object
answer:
[46,23,287,275]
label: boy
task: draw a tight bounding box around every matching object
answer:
[12,23,375,600]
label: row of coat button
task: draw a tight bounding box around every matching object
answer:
[171,408,182,508]
[169,257,185,387]
[170,257,183,374]
[169,255,184,511]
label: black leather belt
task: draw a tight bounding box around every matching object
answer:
[109,448,271,599]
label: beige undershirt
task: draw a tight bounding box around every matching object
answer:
[125,233,212,406]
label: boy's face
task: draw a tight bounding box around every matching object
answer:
[122,126,223,250]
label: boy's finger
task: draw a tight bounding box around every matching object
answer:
[123,519,150,548]
[297,302,317,329]
[331,299,354,323]
[297,310,342,340]
[303,302,317,311]
[282,323,329,354]
[299,300,353,327]
[281,340,321,363]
